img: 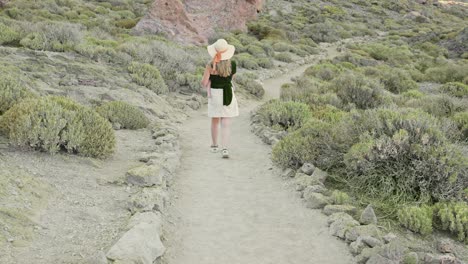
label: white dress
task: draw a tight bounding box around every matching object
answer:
[207,87,239,117]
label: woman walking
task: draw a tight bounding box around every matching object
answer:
[201,39,239,158]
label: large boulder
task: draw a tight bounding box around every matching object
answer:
[303,192,331,209]
[328,213,360,239]
[295,173,322,191]
[135,0,264,45]
[345,224,382,242]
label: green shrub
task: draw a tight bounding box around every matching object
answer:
[401,89,424,99]
[305,63,340,81]
[0,77,35,115]
[274,52,294,63]
[0,23,20,45]
[406,95,459,118]
[0,97,115,158]
[257,58,274,69]
[333,72,384,109]
[115,19,138,29]
[440,82,468,98]
[272,119,345,169]
[96,101,149,130]
[246,44,266,57]
[272,42,291,52]
[236,53,260,69]
[257,100,311,131]
[128,62,168,94]
[343,108,467,202]
[304,20,342,43]
[425,63,468,84]
[362,43,413,66]
[379,67,418,94]
[397,205,433,235]
[234,73,264,97]
[452,112,468,141]
[331,190,350,205]
[19,22,83,52]
[433,202,468,243]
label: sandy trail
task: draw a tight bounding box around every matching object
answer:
[162,43,355,264]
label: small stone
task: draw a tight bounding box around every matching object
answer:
[361,236,383,248]
[126,165,165,187]
[379,240,408,261]
[281,168,295,178]
[383,233,397,244]
[112,122,121,130]
[295,173,322,191]
[127,187,168,214]
[327,212,354,226]
[355,247,382,264]
[303,184,327,194]
[350,237,369,255]
[323,204,357,216]
[360,204,377,225]
[366,254,397,264]
[303,192,331,209]
[329,214,360,239]
[311,168,328,183]
[345,224,381,242]
[300,163,315,175]
[436,239,453,253]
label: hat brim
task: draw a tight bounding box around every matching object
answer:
[207,44,235,61]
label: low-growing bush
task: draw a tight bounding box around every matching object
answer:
[257,100,311,131]
[440,82,468,98]
[331,190,350,205]
[274,52,294,63]
[0,97,115,158]
[401,89,424,99]
[433,202,468,243]
[96,101,149,129]
[0,76,35,115]
[406,95,460,118]
[397,205,433,235]
[425,63,468,84]
[234,73,264,97]
[333,72,384,109]
[236,53,260,69]
[378,67,418,94]
[19,22,84,52]
[452,112,468,141]
[304,63,340,81]
[128,62,168,94]
[0,23,20,45]
[344,108,467,203]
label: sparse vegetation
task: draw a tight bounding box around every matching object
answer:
[96,101,149,130]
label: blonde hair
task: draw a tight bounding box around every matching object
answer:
[210,59,232,77]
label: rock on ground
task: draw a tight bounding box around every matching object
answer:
[323,204,357,216]
[360,204,377,225]
[126,164,165,187]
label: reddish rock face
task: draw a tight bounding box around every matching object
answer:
[135,0,263,45]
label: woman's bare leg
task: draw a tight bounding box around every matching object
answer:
[220,117,231,149]
[211,117,220,146]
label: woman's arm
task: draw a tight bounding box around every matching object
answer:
[201,64,211,88]
[201,64,211,97]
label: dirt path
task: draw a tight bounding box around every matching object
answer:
[162,42,355,264]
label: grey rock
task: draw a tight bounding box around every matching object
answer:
[383,233,397,244]
[436,239,453,253]
[126,165,165,187]
[128,212,162,232]
[311,167,328,183]
[361,236,383,248]
[327,212,355,226]
[329,214,360,239]
[379,240,408,261]
[360,204,377,225]
[366,254,398,264]
[295,173,322,191]
[323,204,357,216]
[350,237,369,255]
[346,224,381,242]
[106,221,165,264]
[127,188,168,213]
[303,184,327,195]
[300,163,315,175]
[112,122,122,130]
[423,254,463,264]
[303,192,331,209]
[356,247,382,264]
[282,168,295,178]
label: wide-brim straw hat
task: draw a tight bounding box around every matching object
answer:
[207,39,235,61]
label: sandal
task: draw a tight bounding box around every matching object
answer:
[210,144,219,153]
[221,148,229,159]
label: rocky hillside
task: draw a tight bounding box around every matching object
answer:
[135,0,264,44]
